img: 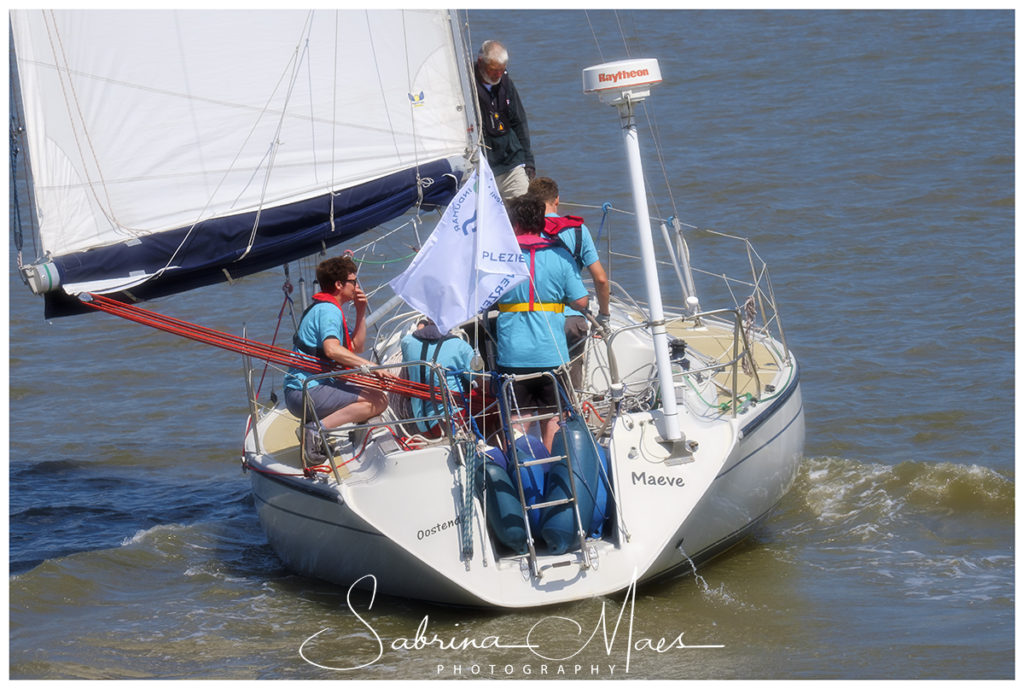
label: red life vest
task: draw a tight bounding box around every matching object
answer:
[543,214,585,235]
[511,234,561,313]
[542,215,586,268]
[293,292,354,359]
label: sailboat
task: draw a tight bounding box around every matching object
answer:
[11,10,804,608]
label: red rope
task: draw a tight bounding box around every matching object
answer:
[81,293,461,405]
[256,291,292,399]
[582,400,606,423]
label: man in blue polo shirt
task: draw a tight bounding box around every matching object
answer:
[284,255,391,461]
[496,194,588,450]
[528,176,611,391]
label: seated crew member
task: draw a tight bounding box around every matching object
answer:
[284,255,391,461]
[400,317,475,436]
[496,194,589,451]
[528,177,611,392]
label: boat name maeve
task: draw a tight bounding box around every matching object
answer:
[298,574,723,674]
[631,470,685,488]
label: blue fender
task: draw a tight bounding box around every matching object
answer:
[540,416,602,554]
[589,442,611,537]
[514,434,550,531]
[478,454,527,554]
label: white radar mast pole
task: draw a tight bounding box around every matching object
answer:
[583,58,681,442]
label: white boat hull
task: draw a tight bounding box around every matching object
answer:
[245,343,804,608]
[646,374,805,580]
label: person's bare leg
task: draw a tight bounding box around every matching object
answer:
[510,415,533,438]
[542,415,561,452]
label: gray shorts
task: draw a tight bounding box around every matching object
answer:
[564,314,590,390]
[285,379,361,421]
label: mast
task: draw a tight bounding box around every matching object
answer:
[448,9,480,158]
[9,26,40,281]
[583,58,681,442]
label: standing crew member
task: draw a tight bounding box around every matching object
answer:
[529,176,611,390]
[496,194,588,450]
[475,40,535,200]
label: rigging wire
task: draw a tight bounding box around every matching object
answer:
[329,9,341,233]
[583,11,606,63]
[9,114,27,272]
[581,10,681,230]
[614,10,631,57]
[400,9,427,211]
[303,20,319,183]
[238,13,316,262]
[252,288,295,402]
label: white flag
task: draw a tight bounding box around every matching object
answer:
[390,157,529,334]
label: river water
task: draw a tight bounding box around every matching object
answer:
[8,9,1013,680]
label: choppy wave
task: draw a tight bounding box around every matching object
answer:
[775,456,1014,605]
[795,456,1013,527]
[121,522,194,547]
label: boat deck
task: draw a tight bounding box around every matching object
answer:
[665,317,784,404]
[259,412,304,464]
[254,315,788,476]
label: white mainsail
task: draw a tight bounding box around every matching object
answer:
[10,9,474,303]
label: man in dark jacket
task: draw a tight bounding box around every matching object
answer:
[475,40,534,199]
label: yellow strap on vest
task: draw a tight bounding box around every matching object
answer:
[498,302,564,313]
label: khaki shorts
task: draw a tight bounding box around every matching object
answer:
[494,165,529,200]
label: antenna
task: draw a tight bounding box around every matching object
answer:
[583,58,683,444]
[582,58,662,106]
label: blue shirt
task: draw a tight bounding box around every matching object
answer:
[496,243,588,368]
[400,333,475,429]
[284,301,349,390]
[547,214,600,318]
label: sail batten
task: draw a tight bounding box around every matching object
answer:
[11,9,473,311]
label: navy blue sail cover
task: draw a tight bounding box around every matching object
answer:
[44,161,460,318]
